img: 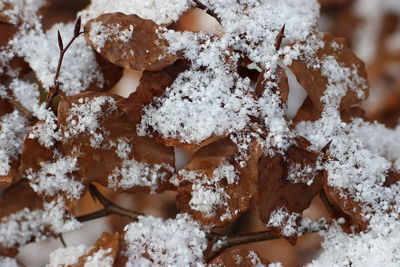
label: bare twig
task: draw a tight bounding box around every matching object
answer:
[58,234,67,248]
[76,184,144,222]
[205,230,277,262]
[193,0,222,24]
[205,218,329,262]
[45,17,84,109]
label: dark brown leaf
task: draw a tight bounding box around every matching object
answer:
[84,12,178,71]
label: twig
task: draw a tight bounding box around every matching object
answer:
[205,218,329,262]
[205,230,277,262]
[76,184,144,222]
[58,234,67,248]
[193,0,222,24]
[45,17,84,109]
[7,98,35,121]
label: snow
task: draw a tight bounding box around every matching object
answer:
[0,197,81,249]
[124,214,207,266]
[29,104,60,148]
[0,111,29,176]
[8,79,40,112]
[0,0,45,25]
[10,22,104,96]
[88,21,134,52]
[26,156,84,200]
[84,248,114,267]
[107,139,174,192]
[62,96,116,147]
[267,208,300,237]
[48,245,90,267]
[79,0,194,25]
[173,163,238,220]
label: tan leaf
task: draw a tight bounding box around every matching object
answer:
[84,12,178,71]
[257,137,325,244]
[175,136,263,227]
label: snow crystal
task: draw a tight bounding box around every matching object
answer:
[0,0,45,25]
[62,96,116,147]
[139,31,257,144]
[79,0,194,25]
[309,215,400,267]
[8,79,40,112]
[124,214,207,266]
[88,21,134,52]
[29,104,60,148]
[0,111,29,176]
[107,139,174,192]
[26,156,84,199]
[0,197,80,249]
[84,248,114,267]
[247,250,266,267]
[267,208,300,237]
[173,163,238,220]
[48,245,90,267]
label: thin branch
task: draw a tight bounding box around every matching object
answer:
[206,218,329,262]
[205,230,277,262]
[76,184,144,222]
[193,0,222,24]
[58,234,67,248]
[45,17,84,109]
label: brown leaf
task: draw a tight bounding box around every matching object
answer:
[72,232,119,267]
[209,249,270,266]
[58,91,175,193]
[84,12,178,71]
[256,65,289,102]
[87,52,124,92]
[0,179,44,256]
[322,185,368,232]
[288,32,368,116]
[117,59,189,126]
[175,136,263,227]
[257,137,325,244]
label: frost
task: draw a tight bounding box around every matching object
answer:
[124,214,207,266]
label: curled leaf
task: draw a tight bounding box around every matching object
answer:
[174,136,262,227]
[84,12,178,71]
